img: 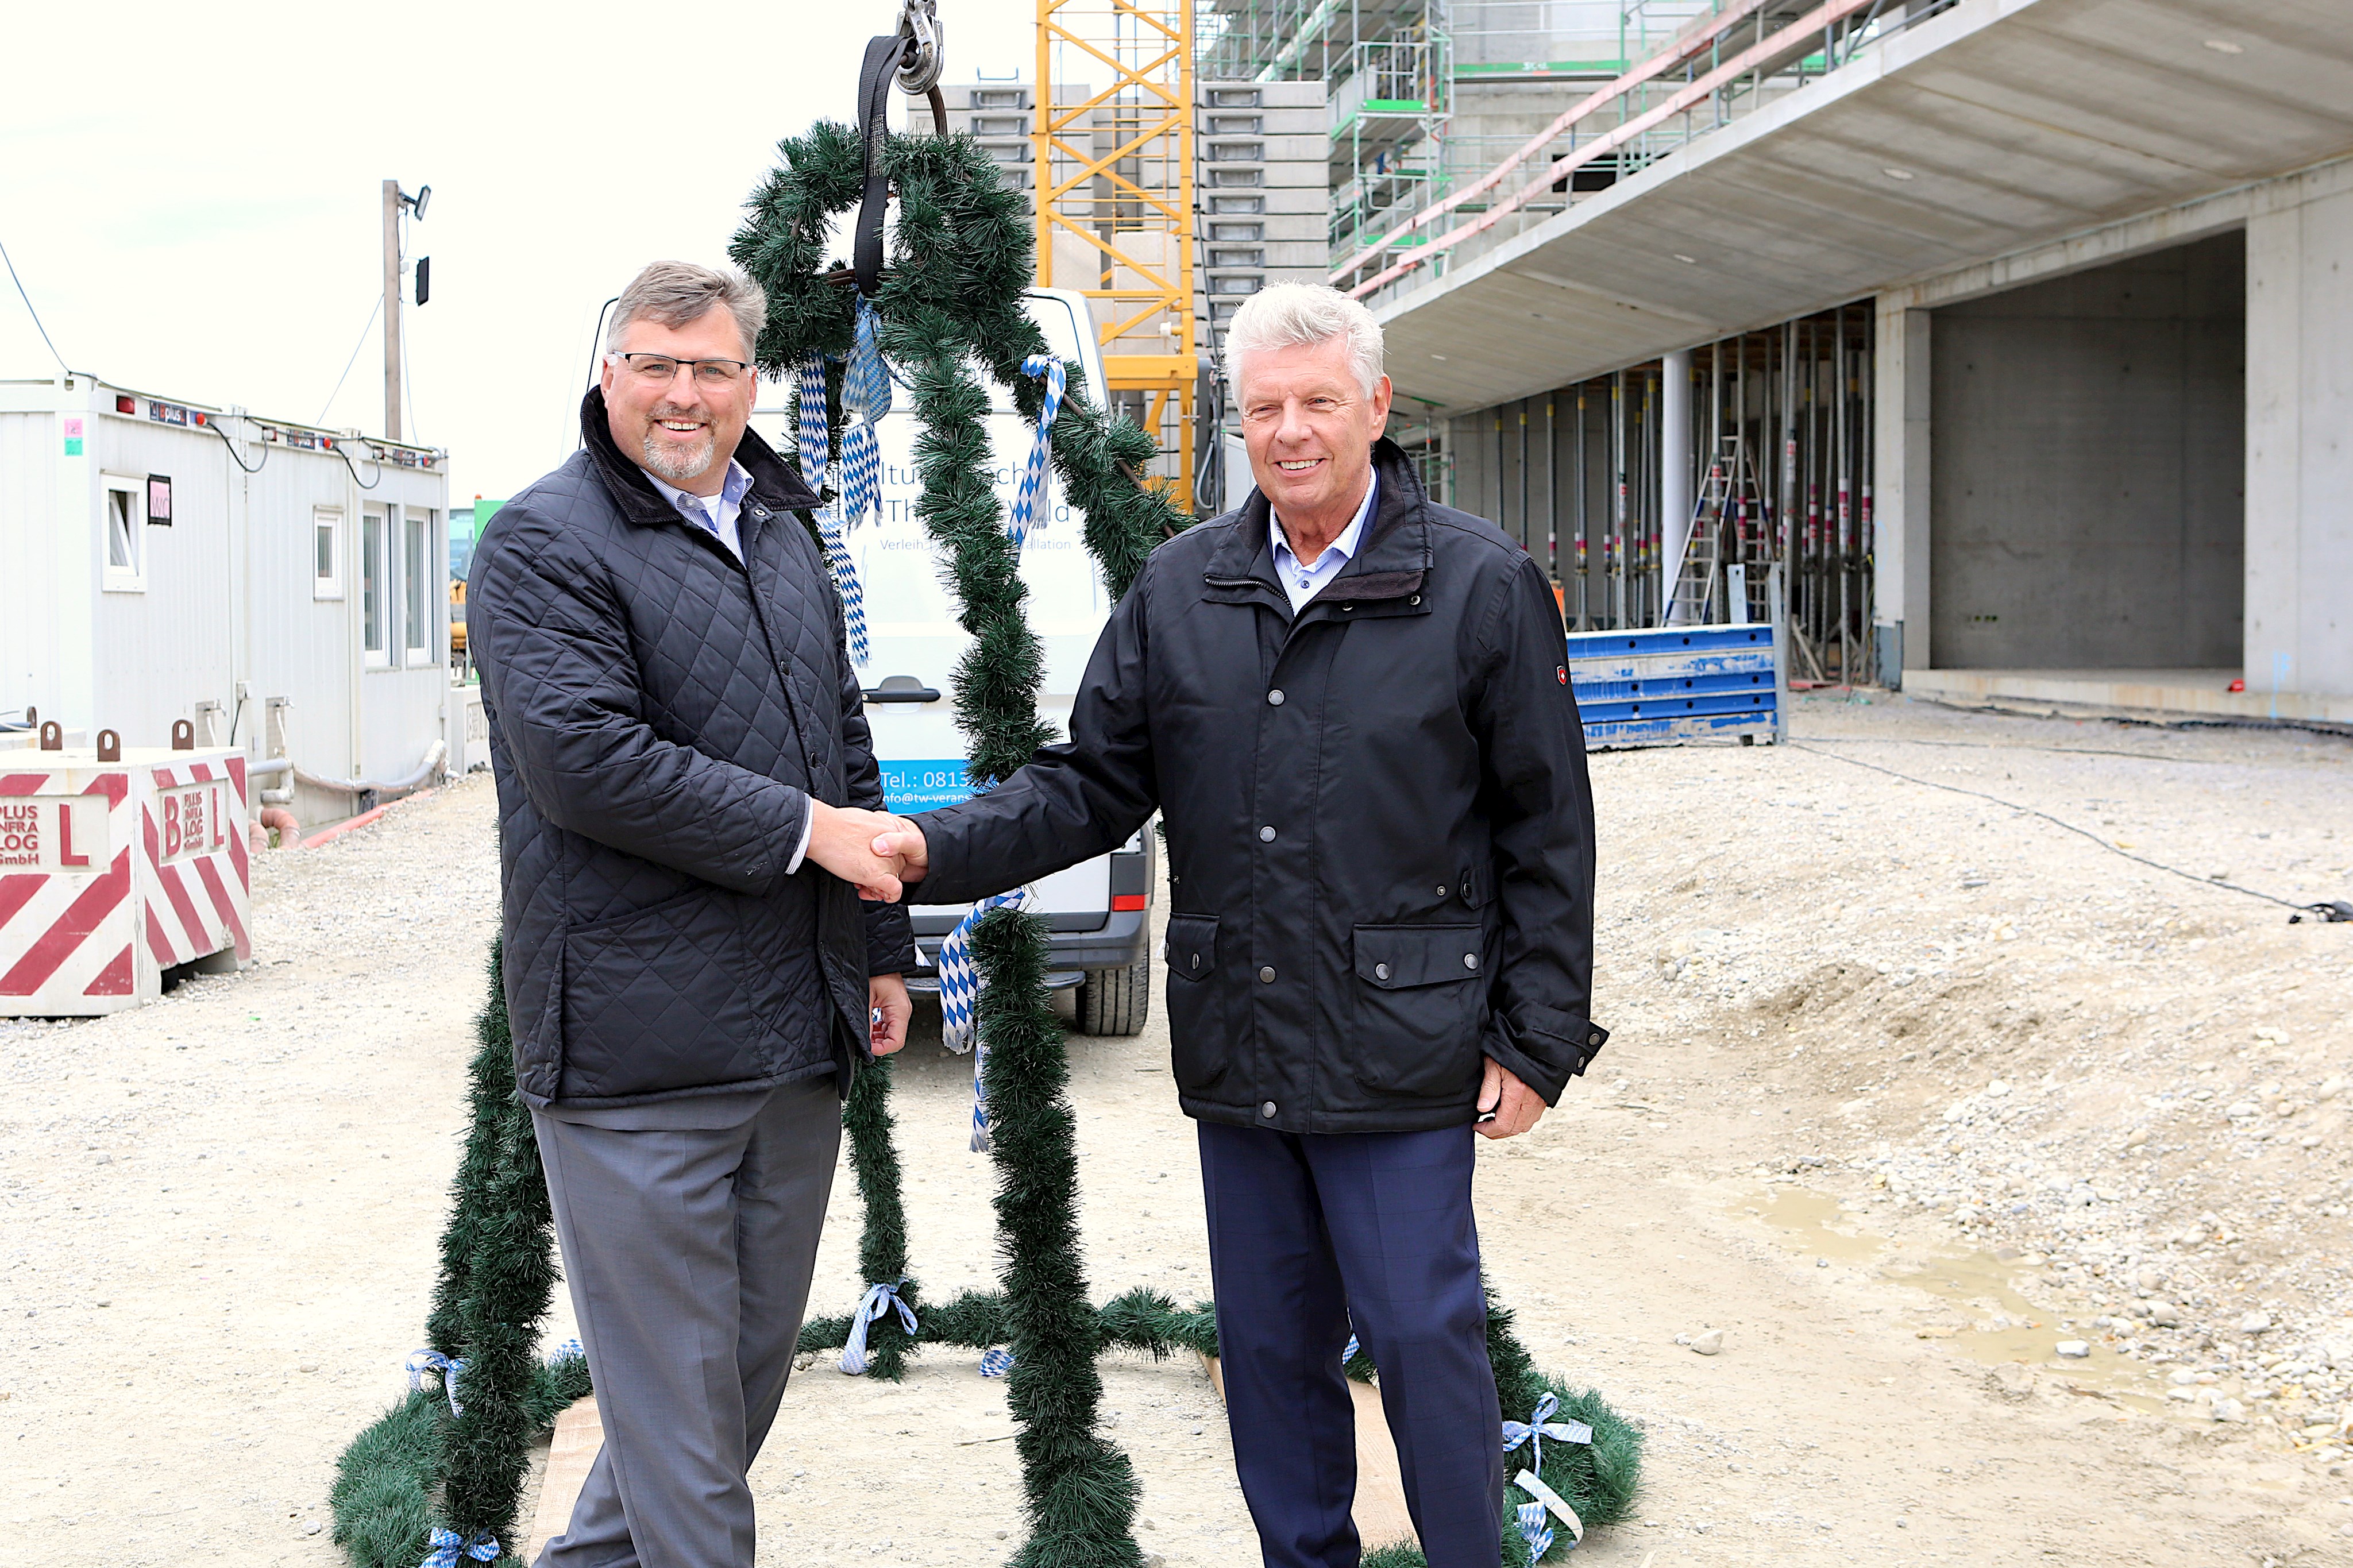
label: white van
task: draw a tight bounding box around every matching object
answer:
[750,288,1154,1034]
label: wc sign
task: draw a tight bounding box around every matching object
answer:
[0,794,111,870]
[158,781,227,862]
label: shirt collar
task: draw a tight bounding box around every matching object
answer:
[641,458,753,523]
[1271,469,1379,570]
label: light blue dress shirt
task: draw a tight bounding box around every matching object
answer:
[1270,471,1378,615]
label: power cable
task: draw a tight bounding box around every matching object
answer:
[318,298,383,424]
[1788,740,2353,923]
[203,415,269,474]
[0,231,70,372]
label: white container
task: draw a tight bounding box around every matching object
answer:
[0,730,250,1015]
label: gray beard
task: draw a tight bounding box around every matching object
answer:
[639,428,716,484]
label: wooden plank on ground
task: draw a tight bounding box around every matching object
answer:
[526,1395,602,1560]
[1199,1353,1418,1551]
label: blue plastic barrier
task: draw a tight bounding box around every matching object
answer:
[1565,621,1785,748]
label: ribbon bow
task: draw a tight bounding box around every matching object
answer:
[1006,354,1066,549]
[840,1279,920,1376]
[1501,1391,1592,1478]
[421,1527,499,1568]
[404,1350,469,1418]
[936,889,1026,1152]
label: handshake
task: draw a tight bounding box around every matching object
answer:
[805,801,931,902]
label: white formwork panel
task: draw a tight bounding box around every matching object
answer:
[0,741,250,1015]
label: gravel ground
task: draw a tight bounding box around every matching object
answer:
[5,692,2352,1565]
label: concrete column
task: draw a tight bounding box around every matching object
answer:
[1872,296,1932,681]
[1660,347,1693,623]
[2246,184,2353,701]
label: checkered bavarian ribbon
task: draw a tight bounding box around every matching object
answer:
[404,1349,468,1419]
[420,1527,499,1568]
[979,1347,1015,1378]
[839,1277,920,1376]
[1006,354,1066,549]
[1503,1393,1592,1558]
[839,296,891,531]
[936,889,1027,1152]
[795,349,870,665]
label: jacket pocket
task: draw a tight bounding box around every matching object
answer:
[1162,913,1230,1091]
[558,889,771,1100]
[1349,923,1486,1098]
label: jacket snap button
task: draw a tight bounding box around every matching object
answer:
[1267,688,1285,705]
[1260,1101,1278,1118]
[1410,594,1421,605]
[1191,952,1202,970]
[1258,965,1276,983]
[1463,953,1479,971]
[1436,884,1448,897]
[1259,825,1276,841]
[1374,962,1391,981]
[1588,1030,1602,1045]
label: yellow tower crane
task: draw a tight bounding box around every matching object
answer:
[1034,0,1197,508]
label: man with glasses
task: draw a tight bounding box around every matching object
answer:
[469,260,911,1567]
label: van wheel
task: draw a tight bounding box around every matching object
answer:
[1075,955,1151,1037]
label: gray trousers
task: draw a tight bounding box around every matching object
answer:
[531,1077,840,1568]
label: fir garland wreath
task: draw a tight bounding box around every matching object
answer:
[325,111,1641,1568]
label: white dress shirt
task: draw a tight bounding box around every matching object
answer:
[1270,470,1378,614]
[641,456,816,875]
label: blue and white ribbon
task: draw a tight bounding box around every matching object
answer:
[421,1527,499,1568]
[838,298,891,533]
[840,1278,920,1376]
[979,1347,1015,1378]
[1501,1392,1592,1478]
[404,1349,468,1418]
[1006,354,1066,549]
[815,501,870,666]
[937,889,1027,1151]
[1510,1468,1583,1559]
[1342,1333,1360,1365]
[794,352,830,495]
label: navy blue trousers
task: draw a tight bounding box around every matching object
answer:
[1197,1119,1503,1568]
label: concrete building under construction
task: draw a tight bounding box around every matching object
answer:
[1194,0,2353,725]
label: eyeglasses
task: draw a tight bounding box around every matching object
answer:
[608,352,751,389]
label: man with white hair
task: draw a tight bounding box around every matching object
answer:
[873,282,1604,1566]
[470,260,913,1567]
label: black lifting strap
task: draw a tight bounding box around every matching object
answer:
[853,31,909,300]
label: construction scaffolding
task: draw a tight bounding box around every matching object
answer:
[1037,0,1198,499]
[1443,302,1877,681]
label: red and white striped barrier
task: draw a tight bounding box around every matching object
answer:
[0,746,250,1015]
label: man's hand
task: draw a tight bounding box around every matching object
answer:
[869,973,911,1057]
[807,801,908,901]
[1476,1057,1546,1140]
[870,816,930,886]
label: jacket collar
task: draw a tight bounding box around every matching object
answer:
[578,385,821,533]
[1206,438,1432,608]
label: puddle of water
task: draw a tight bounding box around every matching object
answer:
[1734,1184,2167,1413]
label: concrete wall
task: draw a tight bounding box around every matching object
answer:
[1927,233,2244,670]
[2246,179,2353,702]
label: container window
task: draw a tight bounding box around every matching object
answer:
[314,507,343,600]
[102,478,145,593]
[405,509,435,665]
[362,511,389,665]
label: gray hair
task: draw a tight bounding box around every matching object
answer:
[607,260,767,361]
[1221,282,1384,397]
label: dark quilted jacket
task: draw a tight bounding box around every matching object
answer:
[913,440,1606,1134]
[469,388,916,1110]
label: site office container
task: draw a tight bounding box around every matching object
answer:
[0,373,453,830]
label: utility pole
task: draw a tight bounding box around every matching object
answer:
[381,179,404,443]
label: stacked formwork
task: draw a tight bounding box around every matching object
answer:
[1442,303,1877,680]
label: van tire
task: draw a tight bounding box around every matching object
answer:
[1076,955,1151,1037]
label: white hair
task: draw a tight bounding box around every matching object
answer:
[607,259,767,361]
[1221,283,1384,397]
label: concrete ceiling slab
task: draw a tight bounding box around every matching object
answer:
[1371,0,2353,415]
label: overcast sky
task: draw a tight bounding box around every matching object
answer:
[0,0,1042,507]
